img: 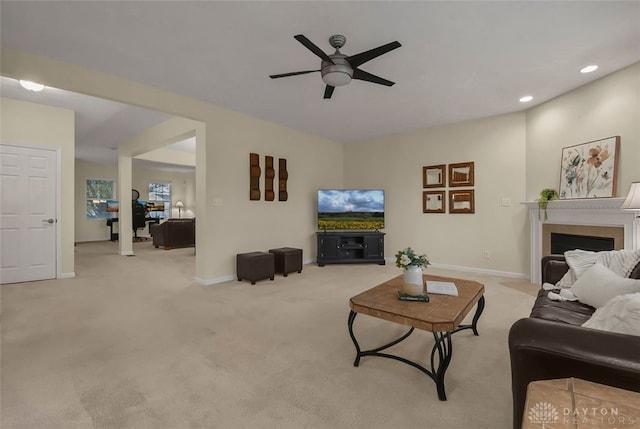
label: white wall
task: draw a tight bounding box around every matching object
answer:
[75,160,196,242]
[2,48,343,283]
[4,47,636,280]
[344,113,528,277]
[344,62,639,278]
[1,97,75,277]
[526,62,640,200]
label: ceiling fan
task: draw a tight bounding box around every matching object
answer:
[269,34,401,99]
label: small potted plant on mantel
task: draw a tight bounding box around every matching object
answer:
[536,188,559,221]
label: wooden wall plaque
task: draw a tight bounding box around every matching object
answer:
[278,158,288,201]
[265,155,275,201]
[249,153,261,200]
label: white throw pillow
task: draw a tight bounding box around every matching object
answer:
[556,250,597,288]
[570,263,640,308]
[555,249,640,288]
[582,293,640,336]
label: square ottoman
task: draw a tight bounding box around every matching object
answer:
[236,252,275,285]
[268,247,303,277]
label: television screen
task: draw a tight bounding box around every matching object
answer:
[317,189,384,230]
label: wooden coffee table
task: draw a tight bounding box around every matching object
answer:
[348,274,485,400]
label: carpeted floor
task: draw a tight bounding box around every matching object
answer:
[1,241,537,429]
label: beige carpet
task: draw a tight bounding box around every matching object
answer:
[1,241,536,429]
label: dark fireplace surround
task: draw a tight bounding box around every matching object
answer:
[550,232,615,255]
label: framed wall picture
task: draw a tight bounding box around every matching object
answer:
[449,189,475,214]
[559,136,620,199]
[423,190,445,213]
[423,164,446,188]
[449,162,474,187]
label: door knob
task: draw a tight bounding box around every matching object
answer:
[43,219,54,224]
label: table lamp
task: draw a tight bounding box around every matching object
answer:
[621,182,640,219]
[174,200,184,218]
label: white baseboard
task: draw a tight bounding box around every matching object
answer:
[199,260,316,286]
[428,262,529,280]
[120,250,135,256]
[196,274,236,285]
[198,260,529,285]
[58,272,76,279]
[383,257,528,280]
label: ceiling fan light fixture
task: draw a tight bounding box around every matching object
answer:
[322,70,352,86]
[321,55,353,86]
[271,34,400,98]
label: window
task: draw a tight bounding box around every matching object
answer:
[148,182,171,219]
[86,178,116,219]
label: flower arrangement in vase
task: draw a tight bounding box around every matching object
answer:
[395,247,430,296]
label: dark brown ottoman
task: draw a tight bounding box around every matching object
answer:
[268,247,303,277]
[236,252,275,285]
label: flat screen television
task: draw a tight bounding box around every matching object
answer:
[317,189,384,230]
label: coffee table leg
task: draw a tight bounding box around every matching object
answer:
[471,296,485,336]
[431,332,453,401]
[347,310,362,366]
[349,310,415,367]
[348,310,456,401]
[451,295,485,336]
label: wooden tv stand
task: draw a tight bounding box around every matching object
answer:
[316,231,385,266]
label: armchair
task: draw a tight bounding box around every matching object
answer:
[150,218,195,250]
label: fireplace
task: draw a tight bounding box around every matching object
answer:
[550,233,614,254]
[524,198,638,283]
[542,223,623,257]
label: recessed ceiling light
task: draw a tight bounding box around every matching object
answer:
[519,95,533,103]
[580,65,598,74]
[19,80,45,92]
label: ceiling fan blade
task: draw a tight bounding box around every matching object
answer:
[352,69,395,86]
[346,41,401,68]
[294,34,334,64]
[324,85,335,99]
[269,70,320,79]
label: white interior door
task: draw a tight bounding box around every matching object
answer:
[1,144,57,284]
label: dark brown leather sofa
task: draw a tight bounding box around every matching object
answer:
[508,255,640,429]
[150,218,195,250]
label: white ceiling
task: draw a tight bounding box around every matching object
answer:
[1,1,639,167]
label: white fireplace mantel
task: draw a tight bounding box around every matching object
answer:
[523,198,639,283]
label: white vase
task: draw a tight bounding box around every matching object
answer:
[403,265,424,296]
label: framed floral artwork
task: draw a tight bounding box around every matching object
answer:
[559,136,620,199]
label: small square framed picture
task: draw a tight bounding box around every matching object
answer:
[449,189,475,214]
[423,164,446,188]
[449,162,474,187]
[423,190,445,213]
